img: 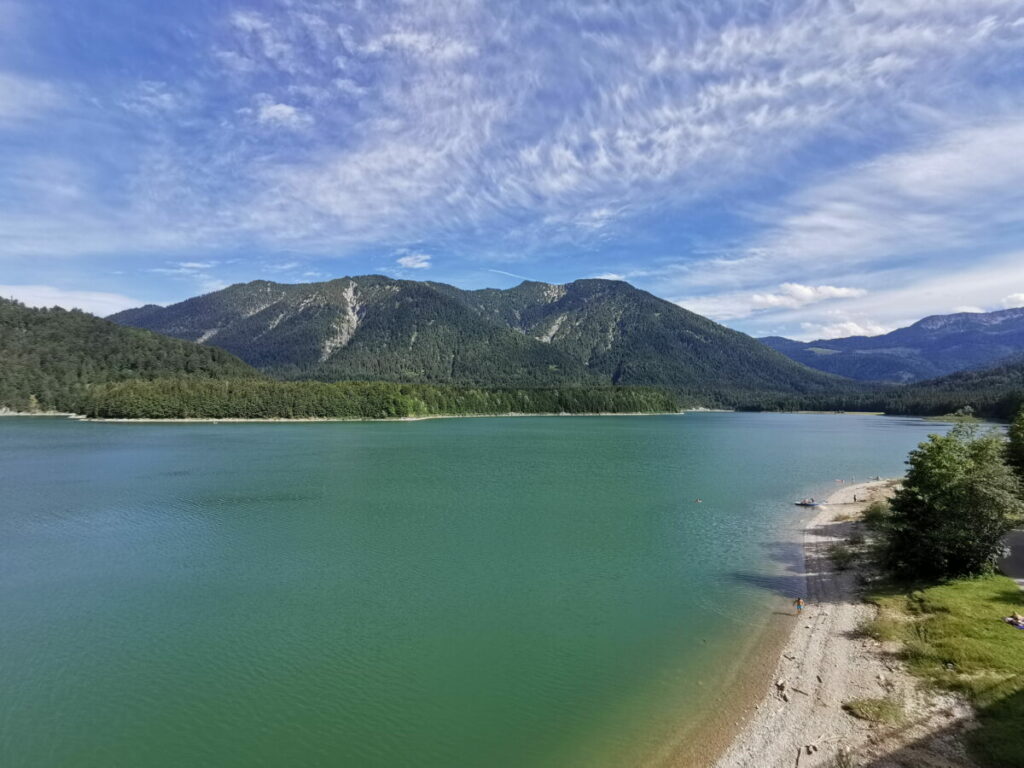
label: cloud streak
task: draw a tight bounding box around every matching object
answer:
[0,284,144,316]
[1,1,1024,335]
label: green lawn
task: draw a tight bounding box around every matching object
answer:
[869,575,1024,767]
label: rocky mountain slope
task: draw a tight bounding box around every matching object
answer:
[110,276,850,402]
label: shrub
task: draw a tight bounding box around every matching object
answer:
[862,500,891,529]
[829,543,857,571]
[883,424,1023,579]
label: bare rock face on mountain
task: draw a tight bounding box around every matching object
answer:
[762,308,1024,383]
[109,275,849,400]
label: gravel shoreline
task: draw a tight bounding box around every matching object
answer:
[713,480,977,768]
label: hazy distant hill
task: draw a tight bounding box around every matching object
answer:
[762,307,1024,383]
[109,276,849,403]
[0,297,257,412]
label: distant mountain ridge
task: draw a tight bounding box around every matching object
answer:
[108,275,851,403]
[761,307,1024,383]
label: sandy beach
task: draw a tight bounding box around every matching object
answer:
[713,480,977,768]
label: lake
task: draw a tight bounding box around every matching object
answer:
[0,413,944,767]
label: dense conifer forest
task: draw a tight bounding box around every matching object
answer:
[77,379,681,419]
[0,298,256,412]
[4,294,1023,420]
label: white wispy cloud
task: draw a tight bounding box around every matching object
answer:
[149,261,219,276]
[750,284,866,311]
[742,117,1024,277]
[0,71,60,123]
[488,269,530,280]
[0,284,143,316]
[1004,294,1024,309]
[197,0,1024,253]
[797,320,893,341]
[396,252,431,269]
[2,0,1024,336]
[679,283,866,321]
[119,81,186,116]
[732,250,1024,340]
[668,113,1024,336]
[256,100,313,129]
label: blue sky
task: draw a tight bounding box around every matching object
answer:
[2,0,1024,340]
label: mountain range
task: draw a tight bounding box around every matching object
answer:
[109,276,849,404]
[762,308,1024,383]
[5,277,1023,419]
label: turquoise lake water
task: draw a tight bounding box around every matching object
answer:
[0,414,945,767]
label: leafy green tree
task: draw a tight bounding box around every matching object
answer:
[1009,406,1024,483]
[884,423,1024,579]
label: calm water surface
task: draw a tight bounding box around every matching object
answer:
[0,414,945,767]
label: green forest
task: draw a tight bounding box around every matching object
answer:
[77,379,681,419]
[734,360,1024,420]
[0,298,256,412]
[4,295,1023,420]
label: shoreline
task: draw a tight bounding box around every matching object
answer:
[648,602,795,767]
[19,410,687,423]
[712,480,976,768]
[1,410,925,424]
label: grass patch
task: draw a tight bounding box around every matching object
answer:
[870,575,1024,767]
[842,695,905,724]
[832,512,856,522]
[859,613,902,642]
[828,542,857,570]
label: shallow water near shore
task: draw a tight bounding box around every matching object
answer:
[0,413,944,767]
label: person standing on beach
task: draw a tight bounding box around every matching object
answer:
[793,598,805,613]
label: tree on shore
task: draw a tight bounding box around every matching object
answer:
[883,423,1024,579]
[1008,406,1024,485]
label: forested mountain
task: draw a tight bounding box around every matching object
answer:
[0,297,257,412]
[109,275,851,404]
[753,357,1024,419]
[111,277,589,387]
[762,307,1024,383]
[881,356,1024,419]
[7,289,1022,419]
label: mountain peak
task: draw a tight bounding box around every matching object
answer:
[108,274,846,401]
[912,306,1024,332]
